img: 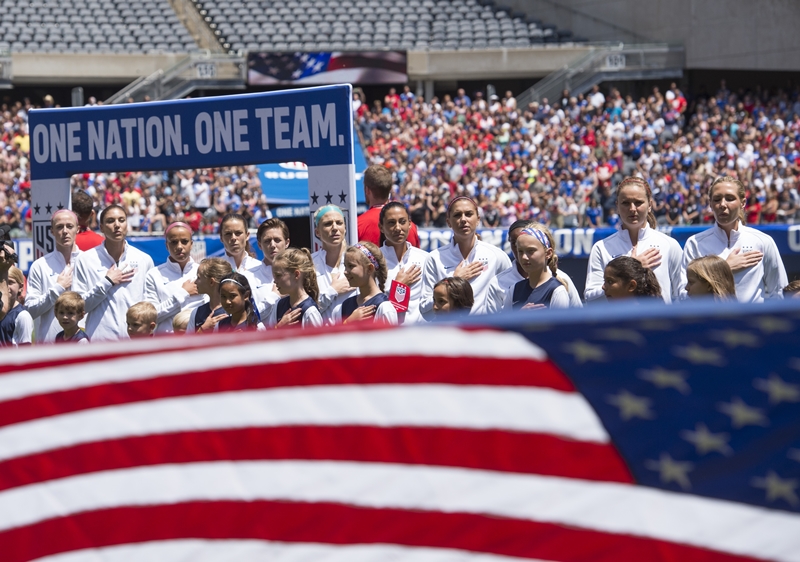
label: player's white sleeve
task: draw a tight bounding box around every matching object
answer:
[25,261,66,319]
[549,286,570,309]
[501,288,514,312]
[73,256,112,313]
[584,243,607,302]
[762,238,788,299]
[668,240,685,303]
[419,254,445,314]
[485,278,504,314]
[13,310,34,345]
[374,301,398,325]
[145,270,191,324]
[302,307,324,328]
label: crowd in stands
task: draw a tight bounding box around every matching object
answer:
[2,80,800,236]
[356,80,800,229]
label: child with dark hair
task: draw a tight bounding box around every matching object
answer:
[432,277,474,314]
[217,272,262,332]
[602,256,662,300]
[784,280,800,298]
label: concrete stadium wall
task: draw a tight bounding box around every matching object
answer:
[406,46,591,81]
[11,47,595,87]
[503,0,800,71]
[12,53,187,86]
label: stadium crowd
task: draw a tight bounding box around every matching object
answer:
[0,166,797,345]
[2,80,800,236]
[356,80,800,229]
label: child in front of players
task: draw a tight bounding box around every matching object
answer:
[269,248,324,329]
[217,273,262,332]
[502,227,570,310]
[333,242,398,325]
[54,291,89,344]
[432,277,474,315]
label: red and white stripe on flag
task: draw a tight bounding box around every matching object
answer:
[0,326,795,562]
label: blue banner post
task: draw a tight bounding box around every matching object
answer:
[28,85,357,258]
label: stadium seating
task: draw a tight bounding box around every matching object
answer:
[193,0,581,53]
[0,0,200,53]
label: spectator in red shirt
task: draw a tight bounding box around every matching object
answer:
[358,165,420,247]
[71,190,104,251]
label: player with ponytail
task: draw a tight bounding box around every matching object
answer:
[682,176,787,302]
[584,176,683,303]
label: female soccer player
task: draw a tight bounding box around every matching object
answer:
[268,248,324,329]
[251,217,290,291]
[332,241,398,325]
[502,226,571,310]
[26,209,81,343]
[379,202,429,324]
[685,256,737,300]
[144,222,205,334]
[250,218,290,318]
[219,213,261,274]
[420,196,511,316]
[584,177,683,303]
[73,205,154,341]
[311,205,356,318]
[602,256,662,300]
[682,176,787,302]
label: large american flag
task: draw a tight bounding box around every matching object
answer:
[0,299,798,561]
[247,51,407,85]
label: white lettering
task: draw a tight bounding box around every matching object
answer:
[255,108,272,150]
[480,229,503,249]
[213,111,232,153]
[137,117,146,157]
[554,230,572,255]
[573,229,595,256]
[88,121,104,161]
[164,115,182,156]
[32,124,48,163]
[67,122,81,162]
[120,118,136,158]
[311,103,337,147]
[106,120,123,159]
[274,106,290,149]
[195,112,213,155]
[789,225,800,252]
[428,230,452,251]
[292,106,311,149]
[49,123,66,162]
[146,116,163,157]
[233,109,249,151]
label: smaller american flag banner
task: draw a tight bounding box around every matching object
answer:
[0,298,798,561]
[248,51,407,85]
